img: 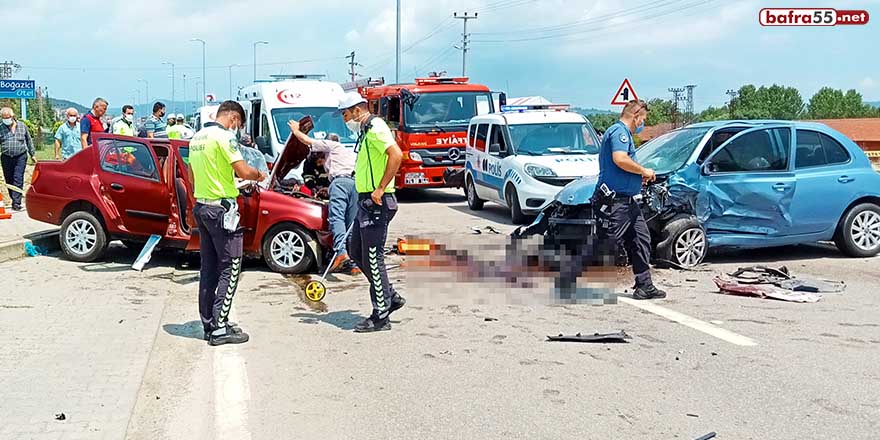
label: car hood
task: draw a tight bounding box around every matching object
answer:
[518,154,599,178]
[270,116,313,187]
[554,175,599,205]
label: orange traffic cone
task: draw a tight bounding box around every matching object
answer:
[0,204,11,220]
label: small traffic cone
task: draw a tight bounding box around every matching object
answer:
[0,204,11,220]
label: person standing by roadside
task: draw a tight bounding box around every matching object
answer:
[176,114,195,139]
[145,102,168,139]
[112,105,138,137]
[0,107,35,211]
[595,100,666,300]
[337,92,406,332]
[54,108,82,160]
[287,121,358,273]
[189,100,266,346]
[80,98,108,149]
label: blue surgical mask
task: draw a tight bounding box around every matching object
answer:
[634,121,645,134]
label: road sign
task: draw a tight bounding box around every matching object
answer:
[0,79,35,99]
[205,93,216,103]
[611,78,639,105]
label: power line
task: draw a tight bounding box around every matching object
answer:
[453,12,478,76]
[669,87,686,128]
[20,56,346,73]
[471,0,713,43]
[684,84,697,123]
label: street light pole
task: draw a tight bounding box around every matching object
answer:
[396,0,401,83]
[182,73,187,116]
[138,79,149,104]
[253,41,268,82]
[227,64,238,99]
[162,62,175,111]
[191,38,206,107]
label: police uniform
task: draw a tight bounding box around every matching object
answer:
[112,118,137,137]
[596,121,654,289]
[189,121,245,339]
[348,117,405,329]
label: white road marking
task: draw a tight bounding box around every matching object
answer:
[213,310,252,439]
[619,297,758,346]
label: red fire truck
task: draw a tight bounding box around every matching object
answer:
[343,76,495,189]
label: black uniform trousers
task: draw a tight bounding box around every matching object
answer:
[605,197,653,287]
[348,193,399,320]
[194,203,244,333]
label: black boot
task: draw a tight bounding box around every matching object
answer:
[354,316,391,333]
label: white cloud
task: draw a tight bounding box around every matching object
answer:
[860,77,876,89]
[345,30,362,43]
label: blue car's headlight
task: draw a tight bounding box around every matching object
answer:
[524,163,556,177]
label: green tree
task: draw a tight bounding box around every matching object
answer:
[586,113,619,133]
[697,105,730,122]
[807,87,877,118]
[733,84,804,120]
[645,98,674,126]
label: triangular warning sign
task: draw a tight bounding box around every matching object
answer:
[611,78,639,105]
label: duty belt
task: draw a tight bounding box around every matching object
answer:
[196,198,235,207]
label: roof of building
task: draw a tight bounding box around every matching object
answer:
[807,118,880,142]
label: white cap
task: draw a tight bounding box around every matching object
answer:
[336,92,366,114]
[175,113,184,119]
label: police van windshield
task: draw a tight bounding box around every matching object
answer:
[508,123,600,156]
[272,107,353,145]
[634,127,710,175]
[404,92,492,130]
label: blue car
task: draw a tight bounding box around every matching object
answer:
[522,120,880,268]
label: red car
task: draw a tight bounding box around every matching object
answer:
[26,127,330,274]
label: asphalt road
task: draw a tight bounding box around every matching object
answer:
[3,188,879,440]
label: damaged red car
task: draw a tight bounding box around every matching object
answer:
[26,126,330,274]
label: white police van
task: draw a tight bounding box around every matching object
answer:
[464,104,602,224]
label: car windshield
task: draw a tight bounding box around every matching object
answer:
[508,122,600,156]
[272,107,353,145]
[404,92,492,129]
[634,127,710,175]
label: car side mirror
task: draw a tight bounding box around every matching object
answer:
[255,136,271,154]
[499,92,507,107]
[489,143,501,155]
[701,162,717,175]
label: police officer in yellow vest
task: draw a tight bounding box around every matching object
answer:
[112,105,137,136]
[167,114,183,139]
[189,100,266,345]
[337,92,407,332]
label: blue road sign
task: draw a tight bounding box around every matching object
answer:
[0,79,36,99]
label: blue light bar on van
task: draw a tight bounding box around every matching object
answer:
[500,105,529,112]
[500,104,571,113]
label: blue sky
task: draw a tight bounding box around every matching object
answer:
[7,0,879,113]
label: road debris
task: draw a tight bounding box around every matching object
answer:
[694,432,717,440]
[547,331,631,343]
[713,266,846,303]
[54,413,66,421]
[484,317,499,322]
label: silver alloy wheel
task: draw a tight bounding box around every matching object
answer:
[65,219,98,256]
[851,210,880,251]
[467,180,476,206]
[674,228,706,267]
[270,230,306,269]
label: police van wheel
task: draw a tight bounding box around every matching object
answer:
[506,187,527,225]
[466,176,484,210]
[262,223,316,274]
[656,215,707,268]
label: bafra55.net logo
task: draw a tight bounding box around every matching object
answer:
[759,8,869,26]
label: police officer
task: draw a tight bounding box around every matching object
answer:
[189,100,267,345]
[112,105,137,136]
[596,100,666,300]
[337,92,406,332]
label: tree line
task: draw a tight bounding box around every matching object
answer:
[583,84,880,132]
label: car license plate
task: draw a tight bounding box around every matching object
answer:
[405,173,430,185]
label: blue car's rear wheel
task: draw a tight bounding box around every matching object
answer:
[835,203,880,258]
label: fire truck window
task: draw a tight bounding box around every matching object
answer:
[386,97,401,126]
[476,95,491,115]
[475,123,489,152]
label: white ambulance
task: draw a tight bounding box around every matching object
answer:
[193,105,219,131]
[464,104,602,224]
[237,75,352,168]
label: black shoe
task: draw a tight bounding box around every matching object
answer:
[353,316,391,333]
[11,206,22,212]
[632,284,667,300]
[208,326,250,345]
[204,322,242,341]
[389,294,406,314]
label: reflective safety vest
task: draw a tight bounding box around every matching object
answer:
[167,125,182,139]
[112,119,136,137]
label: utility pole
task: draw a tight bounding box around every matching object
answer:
[684,84,696,123]
[0,60,20,79]
[162,62,175,111]
[182,74,187,116]
[454,12,478,77]
[228,64,238,99]
[396,0,401,83]
[191,38,207,107]
[726,89,738,119]
[346,51,362,82]
[668,87,685,128]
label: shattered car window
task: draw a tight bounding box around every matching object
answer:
[634,127,710,175]
[240,146,270,186]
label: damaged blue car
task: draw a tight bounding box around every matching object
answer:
[516,120,880,268]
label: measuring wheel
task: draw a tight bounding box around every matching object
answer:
[304,280,327,302]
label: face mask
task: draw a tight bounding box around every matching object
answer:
[124,114,133,122]
[634,121,645,134]
[345,119,361,135]
[2,118,12,126]
[68,116,77,123]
